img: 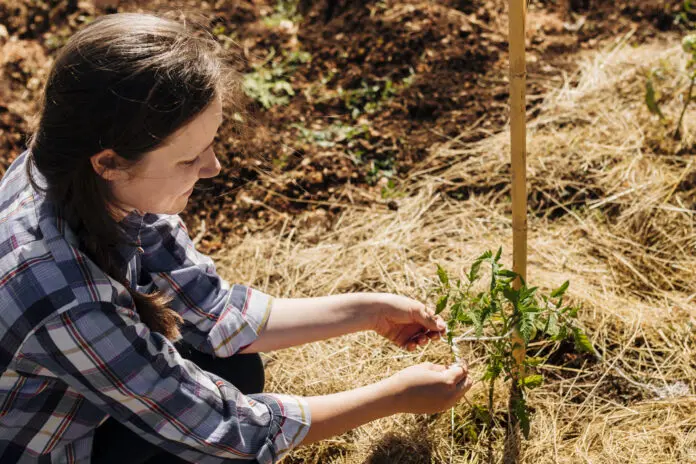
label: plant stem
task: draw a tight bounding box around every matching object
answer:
[503,382,522,464]
[450,406,455,464]
[675,74,696,139]
[487,377,495,464]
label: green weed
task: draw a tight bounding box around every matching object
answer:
[243,48,311,109]
[339,71,414,119]
[645,33,696,139]
[262,0,302,28]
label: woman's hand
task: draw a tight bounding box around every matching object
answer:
[386,361,472,414]
[371,293,447,351]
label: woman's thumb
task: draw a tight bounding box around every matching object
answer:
[420,308,447,331]
[446,363,467,383]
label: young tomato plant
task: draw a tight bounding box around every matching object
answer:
[434,249,592,463]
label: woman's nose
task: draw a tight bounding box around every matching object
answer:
[199,150,221,179]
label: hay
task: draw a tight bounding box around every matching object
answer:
[215,38,696,463]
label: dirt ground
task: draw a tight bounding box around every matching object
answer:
[0,0,690,249]
[2,1,696,463]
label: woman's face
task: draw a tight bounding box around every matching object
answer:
[106,96,224,217]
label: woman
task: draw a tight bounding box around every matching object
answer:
[0,13,472,464]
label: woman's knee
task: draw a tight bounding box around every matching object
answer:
[232,353,265,394]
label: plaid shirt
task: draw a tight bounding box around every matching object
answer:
[0,152,311,463]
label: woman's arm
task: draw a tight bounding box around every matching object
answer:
[302,377,399,444]
[238,293,382,354]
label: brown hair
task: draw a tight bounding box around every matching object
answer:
[26,12,240,340]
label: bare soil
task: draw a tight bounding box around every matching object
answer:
[0,0,687,252]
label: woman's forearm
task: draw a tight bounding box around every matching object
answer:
[238,293,382,354]
[301,377,401,445]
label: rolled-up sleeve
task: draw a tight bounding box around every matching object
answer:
[137,214,270,357]
[247,393,313,463]
[29,301,311,463]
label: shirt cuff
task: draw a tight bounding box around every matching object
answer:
[248,393,312,464]
[208,285,274,357]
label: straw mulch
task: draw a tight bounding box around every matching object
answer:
[215,37,696,464]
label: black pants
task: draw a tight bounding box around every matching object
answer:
[92,343,265,464]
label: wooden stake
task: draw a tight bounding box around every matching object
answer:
[509,1,527,339]
[504,0,527,463]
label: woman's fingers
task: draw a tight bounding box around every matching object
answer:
[402,329,446,351]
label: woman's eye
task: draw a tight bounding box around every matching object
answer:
[182,157,198,166]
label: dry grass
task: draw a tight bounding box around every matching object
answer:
[215,38,696,463]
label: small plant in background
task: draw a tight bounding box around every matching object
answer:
[434,249,593,464]
[290,121,373,166]
[645,33,696,140]
[262,0,302,28]
[243,48,311,109]
[339,71,414,119]
[365,156,396,185]
[674,0,696,29]
[309,69,414,119]
[675,34,696,139]
[645,69,665,120]
[291,121,368,148]
[380,178,405,200]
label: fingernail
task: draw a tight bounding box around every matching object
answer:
[437,320,446,330]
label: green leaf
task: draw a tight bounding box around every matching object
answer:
[482,359,503,381]
[468,310,484,336]
[436,264,449,287]
[494,247,502,262]
[479,300,497,325]
[519,374,544,390]
[273,80,295,95]
[503,286,519,305]
[518,312,534,343]
[456,308,473,324]
[683,34,696,54]
[573,327,594,354]
[435,294,449,315]
[550,281,570,298]
[524,356,546,367]
[544,313,560,338]
[520,286,538,305]
[449,301,462,319]
[645,77,664,119]
[529,324,538,341]
[553,325,568,342]
[471,404,491,424]
[498,269,517,279]
[468,259,482,283]
[512,395,531,439]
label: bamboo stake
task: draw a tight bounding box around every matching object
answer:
[504,1,527,463]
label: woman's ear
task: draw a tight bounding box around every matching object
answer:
[90,149,130,181]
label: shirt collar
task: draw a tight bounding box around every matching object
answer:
[119,210,144,244]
